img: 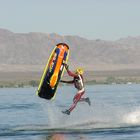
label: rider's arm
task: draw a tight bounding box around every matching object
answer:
[65,64,77,77]
[60,80,74,84]
[67,70,77,77]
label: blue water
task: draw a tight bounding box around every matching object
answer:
[0,84,140,140]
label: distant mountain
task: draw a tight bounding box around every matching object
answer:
[0,28,140,71]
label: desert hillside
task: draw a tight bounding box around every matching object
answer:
[0,28,140,72]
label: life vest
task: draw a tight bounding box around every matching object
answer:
[74,74,84,90]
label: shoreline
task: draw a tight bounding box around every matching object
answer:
[0,81,140,88]
[0,69,140,87]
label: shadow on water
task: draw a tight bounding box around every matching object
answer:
[1,125,140,140]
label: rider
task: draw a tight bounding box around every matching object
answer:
[60,64,91,115]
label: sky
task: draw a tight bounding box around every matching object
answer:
[0,0,140,40]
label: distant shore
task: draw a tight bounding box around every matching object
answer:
[0,69,140,88]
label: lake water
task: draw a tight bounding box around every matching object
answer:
[0,84,140,140]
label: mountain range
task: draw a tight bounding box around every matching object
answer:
[0,28,140,72]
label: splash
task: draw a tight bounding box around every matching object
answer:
[123,108,140,125]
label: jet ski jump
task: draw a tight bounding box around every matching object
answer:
[37,43,90,115]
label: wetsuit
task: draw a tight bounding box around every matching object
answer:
[61,69,90,114]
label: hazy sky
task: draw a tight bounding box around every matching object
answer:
[0,0,140,40]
